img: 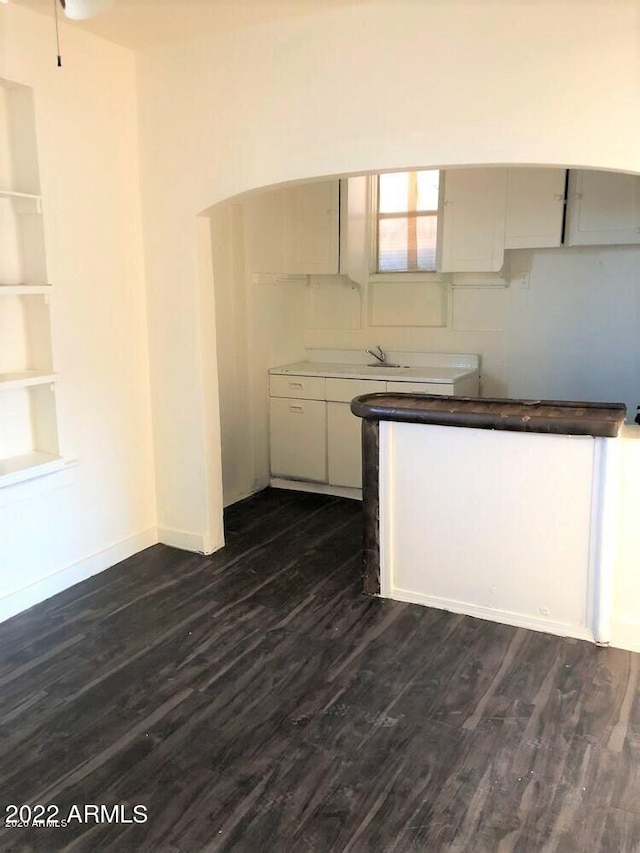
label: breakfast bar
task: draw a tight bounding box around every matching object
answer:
[351,393,628,644]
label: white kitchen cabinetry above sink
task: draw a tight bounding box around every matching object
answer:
[565,170,640,246]
[269,351,480,498]
[247,180,340,276]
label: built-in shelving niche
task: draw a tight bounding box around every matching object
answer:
[0,77,64,488]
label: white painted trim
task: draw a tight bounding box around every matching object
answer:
[378,421,392,598]
[586,439,603,638]
[270,477,361,501]
[368,272,444,285]
[390,586,595,643]
[195,216,226,556]
[157,527,213,553]
[589,437,623,644]
[0,527,159,625]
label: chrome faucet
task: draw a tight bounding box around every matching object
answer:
[365,345,402,368]
[365,345,388,364]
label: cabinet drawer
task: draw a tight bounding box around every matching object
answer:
[386,381,455,396]
[270,374,326,400]
[325,378,386,403]
[269,398,327,483]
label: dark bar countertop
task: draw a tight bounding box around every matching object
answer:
[351,394,627,438]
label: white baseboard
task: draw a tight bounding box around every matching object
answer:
[0,527,159,625]
[157,527,222,555]
[390,587,595,643]
[610,620,640,653]
[270,478,362,501]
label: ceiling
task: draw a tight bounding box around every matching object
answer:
[9,0,371,50]
[11,0,597,52]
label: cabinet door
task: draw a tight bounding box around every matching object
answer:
[326,380,385,489]
[566,170,640,246]
[270,398,327,482]
[243,187,290,273]
[438,168,507,272]
[386,381,455,395]
[289,181,339,275]
[340,175,369,285]
[328,402,363,488]
[504,168,566,249]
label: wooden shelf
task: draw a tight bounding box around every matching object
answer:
[0,451,66,488]
[0,371,58,391]
[0,284,51,295]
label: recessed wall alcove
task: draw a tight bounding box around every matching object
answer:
[200,164,640,516]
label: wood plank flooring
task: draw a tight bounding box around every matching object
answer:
[1,488,640,852]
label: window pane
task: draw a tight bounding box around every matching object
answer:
[378,215,438,272]
[416,215,438,270]
[379,170,439,214]
[378,217,408,271]
[378,172,410,214]
[417,170,440,211]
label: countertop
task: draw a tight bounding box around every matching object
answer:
[269,361,477,384]
[350,394,627,438]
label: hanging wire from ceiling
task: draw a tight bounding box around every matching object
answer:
[53,0,62,66]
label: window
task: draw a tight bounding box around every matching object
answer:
[375,170,440,273]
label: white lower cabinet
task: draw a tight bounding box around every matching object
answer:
[327,403,361,488]
[269,397,327,483]
[326,379,386,488]
[270,371,477,493]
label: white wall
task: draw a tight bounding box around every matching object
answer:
[305,243,640,414]
[612,426,640,652]
[382,421,597,640]
[506,246,640,415]
[380,420,640,648]
[305,275,508,397]
[210,203,250,507]
[0,7,156,620]
[135,0,640,543]
[211,195,306,507]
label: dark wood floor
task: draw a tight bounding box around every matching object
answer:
[1,489,640,852]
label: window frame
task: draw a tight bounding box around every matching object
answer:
[369,170,443,282]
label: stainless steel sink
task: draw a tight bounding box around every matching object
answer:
[366,363,405,368]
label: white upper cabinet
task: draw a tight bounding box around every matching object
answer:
[245,180,340,275]
[504,168,566,249]
[565,170,640,246]
[243,188,290,273]
[438,168,507,272]
[340,175,368,285]
[289,180,339,275]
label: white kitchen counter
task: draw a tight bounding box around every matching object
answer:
[269,361,477,384]
[270,349,480,385]
[268,350,480,501]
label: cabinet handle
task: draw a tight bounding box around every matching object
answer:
[289,382,303,388]
[289,404,304,413]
